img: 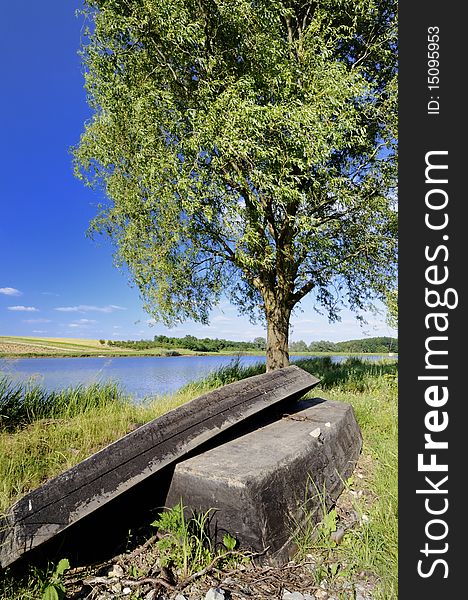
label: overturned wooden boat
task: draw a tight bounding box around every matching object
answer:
[166,397,362,565]
[0,365,319,568]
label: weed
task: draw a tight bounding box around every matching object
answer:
[0,559,71,600]
[39,558,70,600]
[222,533,237,551]
[151,502,213,577]
[151,502,243,578]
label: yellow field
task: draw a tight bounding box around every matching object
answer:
[0,336,142,357]
[0,336,212,358]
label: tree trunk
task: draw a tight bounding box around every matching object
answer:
[265,304,291,371]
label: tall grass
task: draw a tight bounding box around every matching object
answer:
[0,377,125,432]
[293,357,398,599]
[180,356,267,392]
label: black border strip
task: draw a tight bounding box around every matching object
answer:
[399,2,466,596]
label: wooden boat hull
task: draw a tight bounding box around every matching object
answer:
[0,365,319,568]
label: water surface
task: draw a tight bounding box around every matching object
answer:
[0,354,392,401]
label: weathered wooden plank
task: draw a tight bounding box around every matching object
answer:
[0,365,319,568]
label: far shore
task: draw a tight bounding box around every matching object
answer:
[1,349,396,360]
[0,335,397,360]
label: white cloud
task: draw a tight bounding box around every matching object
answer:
[212,315,232,323]
[23,318,52,323]
[55,304,126,314]
[68,319,97,328]
[0,287,22,296]
[32,330,47,334]
[7,306,39,312]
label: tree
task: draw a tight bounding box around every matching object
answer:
[289,340,308,352]
[74,0,397,371]
[385,287,398,329]
[253,336,267,351]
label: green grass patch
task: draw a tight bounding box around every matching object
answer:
[0,377,125,432]
[292,358,398,599]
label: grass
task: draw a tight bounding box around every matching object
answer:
[0,378,125,432]
[0,357,397,599]
[293,358,398,599]
[150,501,243,579]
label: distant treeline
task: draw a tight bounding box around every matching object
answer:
[292,336,397,353]
[106,335,263,352]
[106,335,397,354]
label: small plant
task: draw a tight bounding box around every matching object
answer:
[128,564,145,579]
[151,502,213,577]
[39,558,70,600]
[151,502,244,579]
[222,533,237,551]
[317,507,338,545]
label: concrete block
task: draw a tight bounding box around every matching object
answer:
[165,398,362,565]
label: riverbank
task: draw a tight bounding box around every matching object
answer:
[0,336,396,359]
[0,358,397,599]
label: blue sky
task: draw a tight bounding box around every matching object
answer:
[0,2,396,344]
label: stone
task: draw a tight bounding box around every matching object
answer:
[107,564,124,578]
[330,526,346,544]
[283,591,308,600]
[165,398,362,565]
[282,592,316,600]
[205,588,226,600]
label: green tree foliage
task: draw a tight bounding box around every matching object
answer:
[307,339,337,352]
[109,335,262,352]
[109,333,397,353]
[385,287,398,329]
[74,0,397,370]
[307,336,397,353]
[289,339,309,352]
[253,336,267,350]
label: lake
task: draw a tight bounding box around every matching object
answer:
[0,354,394,401]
